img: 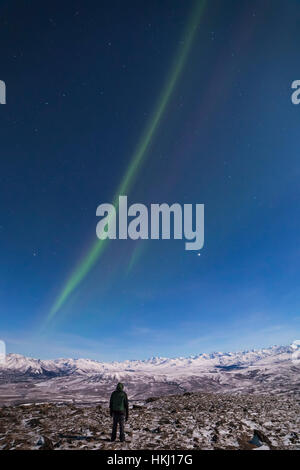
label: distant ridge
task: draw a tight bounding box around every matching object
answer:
[0,344,294,377]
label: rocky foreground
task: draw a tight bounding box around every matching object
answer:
[0,392,299,450]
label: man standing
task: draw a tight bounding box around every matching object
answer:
[109,382,129,442]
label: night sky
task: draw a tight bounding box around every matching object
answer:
[1,0,300,361]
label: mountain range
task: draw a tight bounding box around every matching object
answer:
[0,344,299,405]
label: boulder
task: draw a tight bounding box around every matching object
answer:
[145,397,159,403]
[37,436,54,450]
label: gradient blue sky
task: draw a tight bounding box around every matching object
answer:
[0,0,300,361]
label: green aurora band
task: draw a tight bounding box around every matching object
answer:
[47,0,207,323]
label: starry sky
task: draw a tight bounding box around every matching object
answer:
[1,0,300,361]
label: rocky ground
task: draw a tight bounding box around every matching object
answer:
[0,392,299,450]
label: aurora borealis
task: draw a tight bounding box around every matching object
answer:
[1,0,300,360]
[47,0,207,324]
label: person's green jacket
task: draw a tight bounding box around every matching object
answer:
[109,383,129,420]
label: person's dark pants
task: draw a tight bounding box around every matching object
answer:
[111,411,125,441]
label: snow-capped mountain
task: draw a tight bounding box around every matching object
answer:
[0,344,299,405]
[0,344,295,376]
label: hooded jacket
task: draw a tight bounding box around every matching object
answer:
[109,383,129,419]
